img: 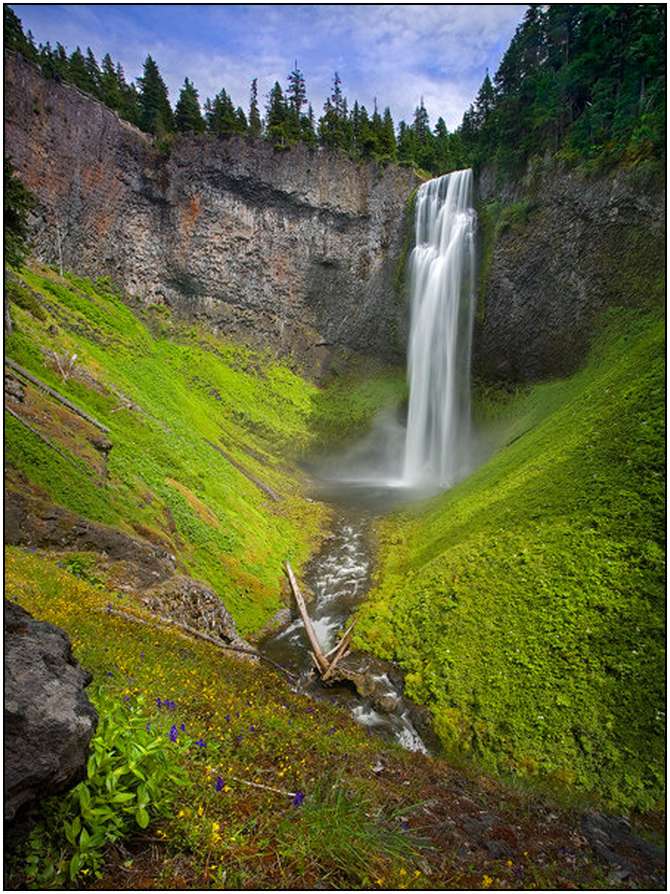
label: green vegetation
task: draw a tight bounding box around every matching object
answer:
[5,549,428,889]
[23,688,187,886]
[355,308,665,812]
[462,6,666,174]
[4,156,36,269]
[4,264,401,635]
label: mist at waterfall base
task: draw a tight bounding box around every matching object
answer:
[312,169,489,510]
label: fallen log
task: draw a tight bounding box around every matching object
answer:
[321,623,355,683]
[206,439,280,502]
[5,405,79,466]
[102,604,297,681]
[284,562,329,674]
[5,358,110,433]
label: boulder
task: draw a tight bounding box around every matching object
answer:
[4,600,98,822]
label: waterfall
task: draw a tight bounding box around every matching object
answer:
[403,169,476,487]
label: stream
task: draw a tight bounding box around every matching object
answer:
[260,484,433,755]
[261,170,477,755]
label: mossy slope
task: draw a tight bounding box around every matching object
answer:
[355,309,665,812]
[4,265,402,635]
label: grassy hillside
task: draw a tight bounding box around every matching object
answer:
[8,546,650,890]
[4,264,403,635]
[355,308,665,812]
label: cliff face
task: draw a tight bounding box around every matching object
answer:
[4,52,417,375]
[473,159,665,381]
[5,52,664,385]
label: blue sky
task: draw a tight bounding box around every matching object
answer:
[14,4,526,129]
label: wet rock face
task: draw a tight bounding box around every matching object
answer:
[4,52,417,376]
[474,159,665,382]
[4,601,98,822]
[333,649,441,751]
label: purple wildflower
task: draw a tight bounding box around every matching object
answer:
[215,776,224,792]
[195,739,206,748]
[169,724,178,742]
[249,725,255,732]
[145,723,151,732]
[123,695,131,702]
[224,713,230,722]
[235,734,243,745]
[400,820,410,832]
[292,791,305,807]
[156,697,162,708]
[180,723,186,732]
[106,671,113,677]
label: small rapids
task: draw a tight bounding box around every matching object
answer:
[260,509,429,754]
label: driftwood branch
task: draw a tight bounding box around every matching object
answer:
[5,405,79,466]
[228,776,297,798]
[5,358,110,433]
[284,562,330,673]
[284,562,354,681]
[102,605,297,681]
[322,623,355,682]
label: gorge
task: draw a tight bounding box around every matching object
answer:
[4,17,665,891]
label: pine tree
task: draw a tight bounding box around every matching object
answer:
[318,72,350,150]
[138,55,173,135]
[68,46,98,96]
[99,53,121,110]
[266,81,288,146]
[235,106,248,133]
[175,78,205,133]
[300,104,318,148]
[4,156,36,269]
[380,107,397,160]
[206,88,241,136]
[4,6,37,61]
[84,48,102,98]
[248,78,262,138]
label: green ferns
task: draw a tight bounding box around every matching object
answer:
[355,309,665,812]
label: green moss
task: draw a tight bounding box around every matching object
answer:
[5,264,333,635]
[309,369,407,450]
[355,308,665,812]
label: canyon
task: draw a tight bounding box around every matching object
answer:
[5,49,664,383]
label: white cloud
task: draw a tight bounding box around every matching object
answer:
[16,3,526,130]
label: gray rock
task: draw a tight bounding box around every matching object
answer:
[141,575,256,656]
[474,157,664,382]
[4,601,98,822]
[4,51,417,378]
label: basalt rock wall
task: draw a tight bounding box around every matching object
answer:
[4,51,417,376]
[473,158,665,382]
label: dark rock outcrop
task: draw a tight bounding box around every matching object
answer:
[141,575,254,653]
[4,51,417,376]
[473,157,664,381]
[5,488,177,588]
[4,600,98,821]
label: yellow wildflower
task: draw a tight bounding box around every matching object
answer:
[482,875,493,888]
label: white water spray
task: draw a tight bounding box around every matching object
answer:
[402,169,476,487]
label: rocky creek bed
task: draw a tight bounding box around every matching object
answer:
[259,486,439,754]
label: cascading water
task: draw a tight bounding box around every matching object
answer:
[402,169,476,487]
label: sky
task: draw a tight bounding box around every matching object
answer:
[14,3,527,130]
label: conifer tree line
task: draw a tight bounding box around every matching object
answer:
[5,4,665,177]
